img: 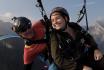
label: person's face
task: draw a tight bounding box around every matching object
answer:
[19,29,34,39]
[51,12,67,30]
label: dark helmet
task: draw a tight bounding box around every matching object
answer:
[12,17,31,33]
[50,7,70,21]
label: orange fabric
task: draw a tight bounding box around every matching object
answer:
[24,20,47,64]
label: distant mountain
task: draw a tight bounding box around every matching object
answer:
[89,20,104,53]
[0,19,17,36]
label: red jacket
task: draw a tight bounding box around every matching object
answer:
[24,20,47,64]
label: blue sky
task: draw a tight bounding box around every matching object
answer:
[0,0,104,26]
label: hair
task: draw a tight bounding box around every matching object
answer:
[50,7,70,21]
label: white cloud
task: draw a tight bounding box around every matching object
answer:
[0,12,14,22]
[2,12,14,18]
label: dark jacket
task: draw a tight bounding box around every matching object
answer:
[50,22,98,70]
